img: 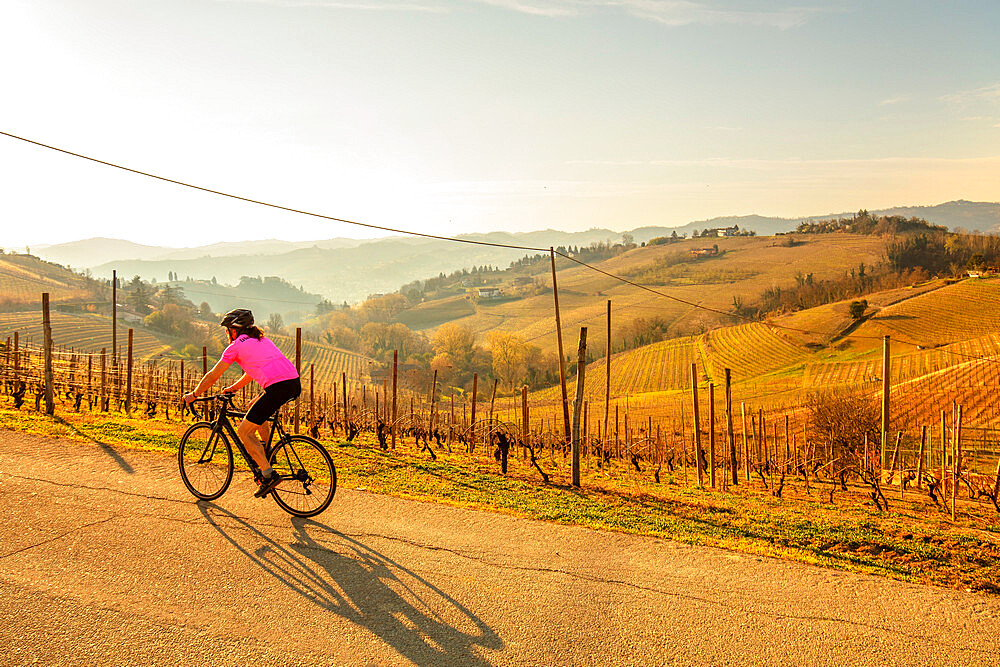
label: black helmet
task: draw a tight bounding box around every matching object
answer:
[220,308,254,329]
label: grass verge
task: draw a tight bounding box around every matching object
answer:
[2,400,999,594]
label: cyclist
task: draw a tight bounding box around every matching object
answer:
[183,308,301,498]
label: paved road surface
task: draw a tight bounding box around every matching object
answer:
[1,430,998,666]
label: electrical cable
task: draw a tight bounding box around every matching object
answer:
[5,129,1000,367]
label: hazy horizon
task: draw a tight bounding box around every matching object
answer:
[3,1,999,248]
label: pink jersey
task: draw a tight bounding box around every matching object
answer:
[220,334,299,388]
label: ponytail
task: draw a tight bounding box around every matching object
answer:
[238,326,265,340]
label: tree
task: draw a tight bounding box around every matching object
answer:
[432,323,475,373]
[487,331,529,391]
[267,312,284,333]
[199,302,213,319]
[848,300,868,320]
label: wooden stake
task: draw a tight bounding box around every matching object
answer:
[391,349,398,450]
[294,328,301,433]
[709,382,716,488]
[691,363,702,488]
[571,327,587,487]
[41,293,54,416]
[125,328,133,415]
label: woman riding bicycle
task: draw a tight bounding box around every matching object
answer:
[183,308,300,497]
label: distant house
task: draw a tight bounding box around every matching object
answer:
[477,287,503,300]
[689,247,719,258]
[366,293,385,300]
[705,225,739,237]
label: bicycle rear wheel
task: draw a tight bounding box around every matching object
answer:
[268,435,336,517]
[178,422,234,501]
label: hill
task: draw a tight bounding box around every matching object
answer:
[0,253,105,308]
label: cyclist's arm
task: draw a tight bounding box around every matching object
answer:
[223,372,254,394]
[183,360,232,402]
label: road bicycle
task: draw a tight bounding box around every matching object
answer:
[179,393,336,517]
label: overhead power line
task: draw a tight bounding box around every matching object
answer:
[4,129,999,366]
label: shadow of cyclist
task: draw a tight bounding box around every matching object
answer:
[198,503,503,665]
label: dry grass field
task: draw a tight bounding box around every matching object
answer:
[436,233,888,357]
[0,254,97,305]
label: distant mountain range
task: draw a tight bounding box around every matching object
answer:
[28,200,1000,304]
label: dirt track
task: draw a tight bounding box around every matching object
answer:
[1,429,999,666]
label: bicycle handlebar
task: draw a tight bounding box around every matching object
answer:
[186,393,235,420]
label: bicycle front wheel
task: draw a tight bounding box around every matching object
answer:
[178,422,234,501]
[268,435,337,517]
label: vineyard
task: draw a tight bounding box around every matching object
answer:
[0,254,98,305]
[0,311,168,361]
[269,333,374,388]
[4,270,1000,532]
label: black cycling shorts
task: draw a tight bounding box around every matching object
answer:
[245,377,301,425]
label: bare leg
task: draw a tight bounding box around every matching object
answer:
[237,419,270,473]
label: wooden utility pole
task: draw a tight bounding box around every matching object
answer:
[41,293,54,416]
[691,363,703,488]
[571,327,587,488]
[881,335,891,482]
[294,328,301,433]
[605,299,611,450]
[550,248,571,440]
[391,350,398,450]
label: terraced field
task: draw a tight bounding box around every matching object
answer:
[0,311,168,361]
[0,255,96,305]
[533,336,698,402]
[702,322,809,382]
[269,333,375,387]
[855,278,1000,347]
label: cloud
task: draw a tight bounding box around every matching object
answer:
[942,82,1000,106]
[878,95,909,107]
[215,0,448,11]
[222,0,816,27]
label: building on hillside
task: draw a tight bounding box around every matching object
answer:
[689,246,719,258]
[366,293,385,300]
[477,287,503,300]
[700,225,739,238]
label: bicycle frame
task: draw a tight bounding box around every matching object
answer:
[190,395,289,478]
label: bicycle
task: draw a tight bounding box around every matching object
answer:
[178,393,337,517]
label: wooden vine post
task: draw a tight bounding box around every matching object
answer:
[470,372,478,454]
[125,328,134,415]
[41,293,54,416]
[294,328,301,433]
[726,369,737,485]
[709,382,716,488]
[571,327,587,488]
[691,362,703,488]
[391,349,398,450]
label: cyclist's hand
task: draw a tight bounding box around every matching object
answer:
[222,388,236,396]
[182,392,197,404]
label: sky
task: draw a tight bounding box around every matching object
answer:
[2,0,999,248]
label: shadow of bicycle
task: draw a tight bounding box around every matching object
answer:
[198,503,503,665]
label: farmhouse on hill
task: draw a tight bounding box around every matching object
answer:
[689,246,720,258]
[476,286,503,300]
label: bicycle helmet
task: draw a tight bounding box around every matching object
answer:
[220,308,254,329]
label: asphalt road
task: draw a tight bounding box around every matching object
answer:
[1,429,999,666]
